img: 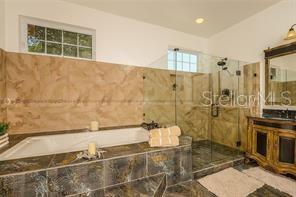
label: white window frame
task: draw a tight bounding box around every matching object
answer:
[168,48,199,72]
[19,16,96,60]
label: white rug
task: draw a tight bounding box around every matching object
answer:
[198,168,264,197]
[243,167,296,196]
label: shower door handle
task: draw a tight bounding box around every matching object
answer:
[211,104,219,117]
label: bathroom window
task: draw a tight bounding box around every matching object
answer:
[168,50,198,72]
[20,16,96,60]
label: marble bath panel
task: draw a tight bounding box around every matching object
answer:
[96,101,143,128]
[0,154,53,176]
[0,105,6,122]
[103,174,165,197]
[104,153,146,186]
[68,60,143,103]
[47,161,104,196]
[39,56,69,101]
[0,171,48,197]
[147,147,184,186]
[3,51,144,134]
[180,145,193,182]
[6,103,41,134]
[67,102,98,130]
[39,103,71,132]
[5,52,40,101]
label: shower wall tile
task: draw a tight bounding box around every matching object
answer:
[144,102,175,127]
[143,67,176,102]
[177,104,210,140]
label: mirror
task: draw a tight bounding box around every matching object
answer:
[265,42,296,106]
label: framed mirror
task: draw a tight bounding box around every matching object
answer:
[265,41,296,106]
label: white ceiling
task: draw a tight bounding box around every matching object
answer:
[63,0,281,38]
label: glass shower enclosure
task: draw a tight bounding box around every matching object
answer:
[143,49,251,172]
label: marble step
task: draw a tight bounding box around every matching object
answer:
[193,157,244,179]
[69,173,166,197]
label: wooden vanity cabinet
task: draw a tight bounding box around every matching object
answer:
[247,117,296,176]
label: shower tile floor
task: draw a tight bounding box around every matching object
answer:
[192,140,244,178]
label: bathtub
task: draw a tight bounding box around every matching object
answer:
[0,127,149,161]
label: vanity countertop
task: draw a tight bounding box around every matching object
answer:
[248,116,296,124]
[248,116,296,131]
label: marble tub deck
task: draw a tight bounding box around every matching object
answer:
[0,136,192,196]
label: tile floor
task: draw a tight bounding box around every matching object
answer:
[164,164,295,197]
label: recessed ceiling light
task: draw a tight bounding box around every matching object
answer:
[195,18,205,24]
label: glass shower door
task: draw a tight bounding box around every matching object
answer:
[208,57,242,164]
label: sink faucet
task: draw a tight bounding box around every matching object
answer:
[141,121,159,130]
[281,108,289,119]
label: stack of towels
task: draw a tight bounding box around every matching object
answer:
[149,126,181,147]
[0,133,9,149]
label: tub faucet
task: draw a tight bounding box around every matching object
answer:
[141,121,159,130]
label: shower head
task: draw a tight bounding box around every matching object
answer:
[217,58,228,66]
[222,66,228,70]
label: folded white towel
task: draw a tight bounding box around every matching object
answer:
[0,137,8,145]
[0,141,9,149]
[0,133,8,140]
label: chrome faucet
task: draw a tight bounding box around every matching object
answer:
[280,108,290,119]
[141,121,159,130]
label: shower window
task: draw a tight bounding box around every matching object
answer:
[168,50,198,72]
[20,16,96,60]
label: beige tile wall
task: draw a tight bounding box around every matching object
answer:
[2,51,143,134]
[0,49,260,152]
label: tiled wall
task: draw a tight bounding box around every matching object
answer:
[0,49,260,152]
[0,50,143,134]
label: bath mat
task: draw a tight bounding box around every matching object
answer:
[198,168,264,197]
[243,167,296,196]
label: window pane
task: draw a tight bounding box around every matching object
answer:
[190,63,197,72]
[168,51,175,61]
[177,62,182,71]
[28,41,45,53]
[183,53,190,62]
[64,45,77,57]
[177,52,182,62]
[168,61,175,70]
[79,47,92,59]
[64,31,77,45]
[46,28,62,42]
[28,24,45,40]
[190,55,197,64]
[79,34,92,47]
[46,43,62,55]
[183,62,190,71]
